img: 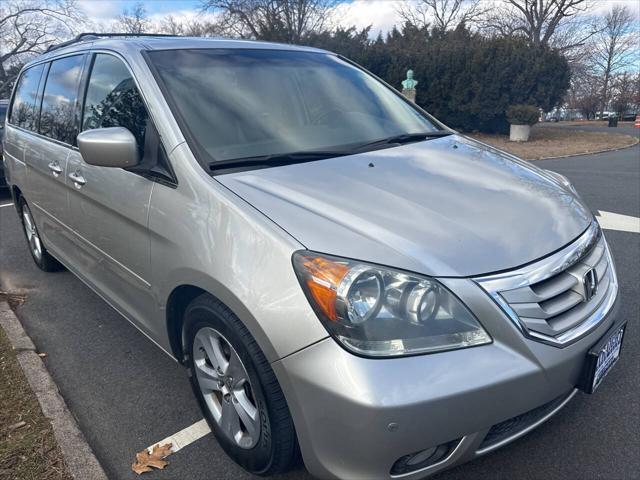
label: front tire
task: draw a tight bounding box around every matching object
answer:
[19,198,64,272]
[184,294,298,475]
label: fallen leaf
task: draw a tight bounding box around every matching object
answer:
[131,463,153,475]
[146,457,169,470]
[8,421,27,431]
[148,443,172,458]
[131,443,172,475]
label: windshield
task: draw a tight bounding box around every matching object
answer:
[147,49,441,166]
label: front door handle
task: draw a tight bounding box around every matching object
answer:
[68,171,86,188]
[48,161,63,177]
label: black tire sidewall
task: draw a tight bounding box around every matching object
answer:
[184,301,276,474]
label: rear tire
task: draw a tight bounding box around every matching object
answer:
[184,294,298,476]
[19,198,64,272]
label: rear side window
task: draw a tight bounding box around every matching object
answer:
[40,55,85,145]
[9,64,45,131]
[82,54,149,154]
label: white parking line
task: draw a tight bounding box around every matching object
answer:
[596,210,640,234]
[0,202,14,208]
[146,418,211,454]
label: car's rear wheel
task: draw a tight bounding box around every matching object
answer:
[184,294,298,475]
[19,198,64,272]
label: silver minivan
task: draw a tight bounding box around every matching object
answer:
[2,34,625,479]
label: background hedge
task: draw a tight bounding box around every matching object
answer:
[308,25,571,134]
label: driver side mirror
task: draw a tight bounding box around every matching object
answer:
[77,127,140,168]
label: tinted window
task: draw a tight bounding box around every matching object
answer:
[82,54,148,153]
[40,55,84,144]
[148,49,438,163]
[9,64,45,131]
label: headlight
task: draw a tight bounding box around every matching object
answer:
[292,252,491,357]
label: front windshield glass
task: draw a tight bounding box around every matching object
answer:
[147,49,440,163]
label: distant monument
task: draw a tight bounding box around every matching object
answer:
[401,69,418,102]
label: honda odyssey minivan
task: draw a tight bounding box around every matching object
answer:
[2,34,625,479]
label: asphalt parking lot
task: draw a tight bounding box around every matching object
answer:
[1,144,639,480]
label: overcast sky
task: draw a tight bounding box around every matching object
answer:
[78,0,640,38]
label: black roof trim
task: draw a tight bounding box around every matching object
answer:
[45,32,182,53]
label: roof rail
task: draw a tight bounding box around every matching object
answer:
[45,32,182,53]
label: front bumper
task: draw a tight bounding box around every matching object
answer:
[273,279,621,480]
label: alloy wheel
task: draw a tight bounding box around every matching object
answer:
[193,327,261,449]
[22,207,43,261]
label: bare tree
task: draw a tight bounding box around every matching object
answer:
[397,0,486,31]
[609,72,638,118]
[0,0,83,95]
[160,15,184,35]
[183,19,225,37]
[199,0,339,43]
[588,5,637,118]
[160,15,224,37]
[117,2,151,34]
[481,0,597,49]
[634,73,640,114]
[566,71,602,119]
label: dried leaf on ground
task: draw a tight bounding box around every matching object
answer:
[131,463,153,475]
[8,420,27,431]
[131,443,172,475]
[0,291,27,308]
[147,443,172,458]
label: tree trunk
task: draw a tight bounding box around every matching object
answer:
[600,71,610,119]
[0,63,7,86]
[0,63,8,98]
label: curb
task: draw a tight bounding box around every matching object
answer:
[0,301,108,480]
[532,136,639,161]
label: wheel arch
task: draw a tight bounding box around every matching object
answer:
[11,184,23,214]
[164,279,280,365]
[165,284,207,363]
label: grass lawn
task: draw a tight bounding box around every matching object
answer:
[550,120,637,127]
[0,324,71,480]
[469,125,638,160]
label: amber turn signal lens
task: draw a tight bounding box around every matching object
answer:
[299,255,349,321]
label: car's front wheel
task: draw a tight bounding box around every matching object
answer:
[184,294,298,475]
[19,198,64,272]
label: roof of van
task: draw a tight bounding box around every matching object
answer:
[28,35,330,66]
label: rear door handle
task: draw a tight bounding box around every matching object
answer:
[68,171,86,188]
[48,161,63,177]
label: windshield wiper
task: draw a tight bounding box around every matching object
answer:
[208,150,351,174]
[351,130,454,152]
[208,131,454,174]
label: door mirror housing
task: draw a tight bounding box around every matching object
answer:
[77,127,140,168]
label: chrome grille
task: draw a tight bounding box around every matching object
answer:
[475,222,618,347]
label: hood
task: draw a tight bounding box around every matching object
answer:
[216,135,592,277]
